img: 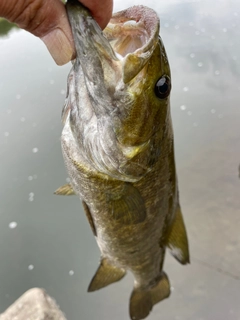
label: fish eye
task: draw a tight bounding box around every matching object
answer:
[155,75,171,99]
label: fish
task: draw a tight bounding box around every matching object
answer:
[56,0,190,319]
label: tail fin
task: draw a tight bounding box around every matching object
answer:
[129,272,170,320]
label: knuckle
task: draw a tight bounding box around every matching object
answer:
[10,0,47,36]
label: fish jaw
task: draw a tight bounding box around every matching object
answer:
[105,5,160,84]
[66,0,160,114]
[66,0,121,117]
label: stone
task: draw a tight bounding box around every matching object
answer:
[0,288,67,320]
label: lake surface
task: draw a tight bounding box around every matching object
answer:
[0,0,239,319]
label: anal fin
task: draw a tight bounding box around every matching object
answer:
[167,205,190,264]
[129,272,170,320]
[88,258,126,292]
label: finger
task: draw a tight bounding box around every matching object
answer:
[0,0,113,66]
[80,0,113,30]
[0,0,74,65]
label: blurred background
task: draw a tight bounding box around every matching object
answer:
[0,0,239,319]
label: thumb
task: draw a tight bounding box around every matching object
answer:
[0,0,74,65]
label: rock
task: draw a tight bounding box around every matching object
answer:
[0,288,67,320]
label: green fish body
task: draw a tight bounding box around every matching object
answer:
[57,1,189,319]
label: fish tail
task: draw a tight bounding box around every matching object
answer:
[129,272,170,320]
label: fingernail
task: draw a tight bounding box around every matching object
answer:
[41,28,75,66]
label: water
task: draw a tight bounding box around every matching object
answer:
[0,0,240,319]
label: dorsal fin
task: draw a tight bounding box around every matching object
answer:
[167,205,190,264]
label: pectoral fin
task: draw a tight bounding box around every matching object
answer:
[88,258,126,292]
[129,272,170,320]
[107,182,146,225]
[167,205,190,264]
[82,201,97,236]
[54,183,75,195]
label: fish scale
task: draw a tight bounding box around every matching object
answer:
[55,1,190,319]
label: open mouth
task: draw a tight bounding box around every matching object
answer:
[104,20,149,58]
[67,2,160,84]
[101,6,159,83]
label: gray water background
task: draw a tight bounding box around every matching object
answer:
[0,0,240,319]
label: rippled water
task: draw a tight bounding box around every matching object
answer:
[0,0,239,319]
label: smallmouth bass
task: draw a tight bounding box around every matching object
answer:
[56,1,190,319]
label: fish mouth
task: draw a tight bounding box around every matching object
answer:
[66,1,159,85]
[105,20,149,58]
[105,6,160,83]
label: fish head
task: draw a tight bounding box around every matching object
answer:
[65,1,172,180]
[104,6,172,147]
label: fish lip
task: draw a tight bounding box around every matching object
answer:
[67,0,120,116]
[66,0,118,67]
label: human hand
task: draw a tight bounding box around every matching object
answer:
[0,0,113,65]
